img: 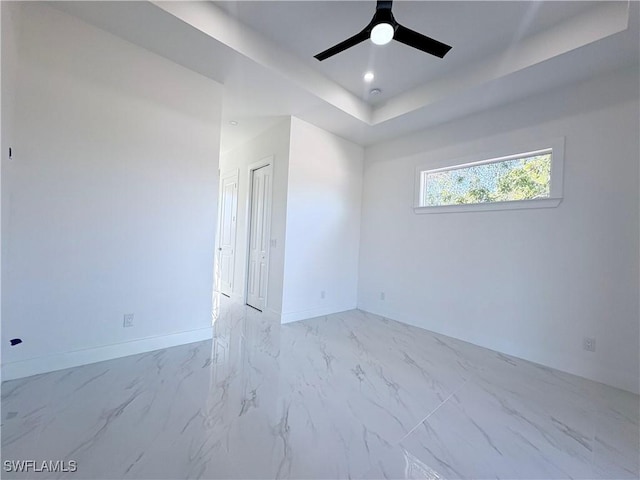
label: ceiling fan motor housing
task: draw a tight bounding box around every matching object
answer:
[369,8,397,34]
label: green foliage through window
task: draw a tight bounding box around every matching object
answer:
[422,152,552,207]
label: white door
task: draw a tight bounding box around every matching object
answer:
[246,164,272,311]
[217,171,238,297]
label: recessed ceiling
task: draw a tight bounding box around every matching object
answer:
[215,1,597,103]
[52,1,639,151]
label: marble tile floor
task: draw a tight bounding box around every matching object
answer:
[2,299,638,479]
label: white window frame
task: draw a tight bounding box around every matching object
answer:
[414,137,565,214]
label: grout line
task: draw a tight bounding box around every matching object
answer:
[398,378,469,443]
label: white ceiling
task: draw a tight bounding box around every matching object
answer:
[215,1,595,103]
[53,1,639,152]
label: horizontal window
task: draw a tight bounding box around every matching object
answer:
[415,140,564,214]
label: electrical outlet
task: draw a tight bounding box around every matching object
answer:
[380,292,385,301]
[320,290,326,299]
[583,337,596,352]
[123,313,134,328]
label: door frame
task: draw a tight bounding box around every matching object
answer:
[216,169,239,297]
[243,156,274,309]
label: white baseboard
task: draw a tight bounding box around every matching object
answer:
[265,307,282,318]
[280,304,356,324]
[1,327,214,382]
[357,304,639,395]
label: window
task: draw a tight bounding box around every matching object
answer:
[415,139,564,214]
[423,150,551,206]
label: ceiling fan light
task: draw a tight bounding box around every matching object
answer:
[370,23,394,45]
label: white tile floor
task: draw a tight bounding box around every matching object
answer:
[2,298,639,479]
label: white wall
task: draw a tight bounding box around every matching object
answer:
[359,66,640,394]
[1,3,223,379]
[281,117,363,323]
[219,118,291,315]
[218,117,363,323]
[0,1,20,369]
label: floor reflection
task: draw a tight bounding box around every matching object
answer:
[2,297,638,479]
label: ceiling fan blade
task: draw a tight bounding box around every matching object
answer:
[394,24,452,58]
[314,29,370,61]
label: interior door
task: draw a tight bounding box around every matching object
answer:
[217,171,238,297]
[246,164,272,311]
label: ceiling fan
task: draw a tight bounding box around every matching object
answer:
[314,0,452,61]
